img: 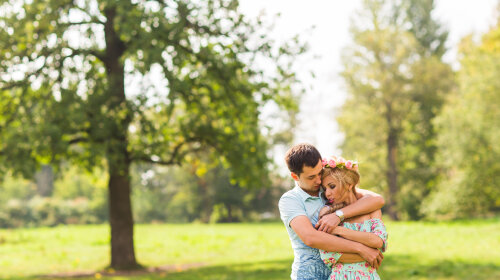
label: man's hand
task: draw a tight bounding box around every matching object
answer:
[358,246,384,269]
[315,213,340,233]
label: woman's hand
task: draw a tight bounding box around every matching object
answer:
[331,226,345,236]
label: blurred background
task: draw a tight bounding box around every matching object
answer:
[0,0,499,279]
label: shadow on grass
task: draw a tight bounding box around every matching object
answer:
[7,259,293,280]
[160,258,293,280]
[379,254,500,280]
[8,256,500,280]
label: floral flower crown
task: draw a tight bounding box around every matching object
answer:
[322,156,359,171]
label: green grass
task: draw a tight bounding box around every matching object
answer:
[1,219,499,280]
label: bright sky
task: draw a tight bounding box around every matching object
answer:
[239,0,498,167]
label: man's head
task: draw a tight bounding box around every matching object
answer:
[284,143,323,196]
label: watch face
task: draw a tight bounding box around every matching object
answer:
[335,210,344,221]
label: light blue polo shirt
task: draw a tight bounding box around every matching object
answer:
[278,185,330,280]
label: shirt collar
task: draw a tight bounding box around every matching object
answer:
[293,182,322,201]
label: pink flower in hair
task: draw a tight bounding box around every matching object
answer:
[336,157,345,164]
[322,159,327,166]
[345,160,353,169]
[328,159,336,167]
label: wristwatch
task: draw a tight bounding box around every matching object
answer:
[335,209,345,222]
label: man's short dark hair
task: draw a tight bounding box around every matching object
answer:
[284,143,322,176]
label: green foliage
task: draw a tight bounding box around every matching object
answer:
[401,0,448,57]
[422,23,500,219]
[0,196,104,228]
[0,160,285,228]
[130,162,286,224]
[0,172,37,203]
[0,165,108,228]
[52,165,108,199]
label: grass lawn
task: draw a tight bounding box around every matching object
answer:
[0,218,499,280]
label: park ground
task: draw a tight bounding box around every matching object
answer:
[1,218,499,280]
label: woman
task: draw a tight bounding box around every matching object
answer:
[318,156,388,280]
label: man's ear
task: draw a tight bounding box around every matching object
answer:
[290,172,299,181]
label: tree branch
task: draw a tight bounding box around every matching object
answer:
[61,21,104,27]
[67,46,105,62]
[68,137,88,145]
[131,135,206,165]
[68,6,105,25]
[132,141,184,165]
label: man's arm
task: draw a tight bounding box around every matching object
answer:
[291,215,383,269]
[315,188,384,233]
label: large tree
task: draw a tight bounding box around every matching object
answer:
[0,0,302,269]
[338,0,453,219]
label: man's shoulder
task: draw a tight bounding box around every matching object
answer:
[279,187,300,201]
[278,188,304,213]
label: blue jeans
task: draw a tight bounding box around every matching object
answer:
[292,248,330,280]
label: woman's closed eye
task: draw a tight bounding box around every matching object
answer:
[327,184,336,189]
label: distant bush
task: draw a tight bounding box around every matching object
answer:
[0,196,107,228]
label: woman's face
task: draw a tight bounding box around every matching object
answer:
[322,175,343,203]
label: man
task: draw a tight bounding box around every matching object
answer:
[278,143,385,280]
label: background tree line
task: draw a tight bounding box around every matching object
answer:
[0,160,289,228]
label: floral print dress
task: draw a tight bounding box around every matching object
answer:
[320,218,388,280]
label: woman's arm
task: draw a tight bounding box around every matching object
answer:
[342,188,385,219]
[338,253,365,263]
[332,226,384,249]
[315,189,384,233]
[333,210,386,249]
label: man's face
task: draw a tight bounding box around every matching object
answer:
[291,159,323,196]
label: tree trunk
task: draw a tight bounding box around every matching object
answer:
[108,160,138,269]
[226,203,233,223]
[386,126,399,220]
[197,177,212,223]
[35,164,54,197]
[103,5,138,269]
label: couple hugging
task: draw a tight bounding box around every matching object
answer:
[279,143,388,280]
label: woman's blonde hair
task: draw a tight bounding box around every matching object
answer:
[321,166,360,205]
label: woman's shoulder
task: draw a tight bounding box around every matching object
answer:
[344,209,382,225]
[345,213,371,224]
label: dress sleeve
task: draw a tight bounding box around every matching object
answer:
[371,219,388,252]
[319,249,342,269]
